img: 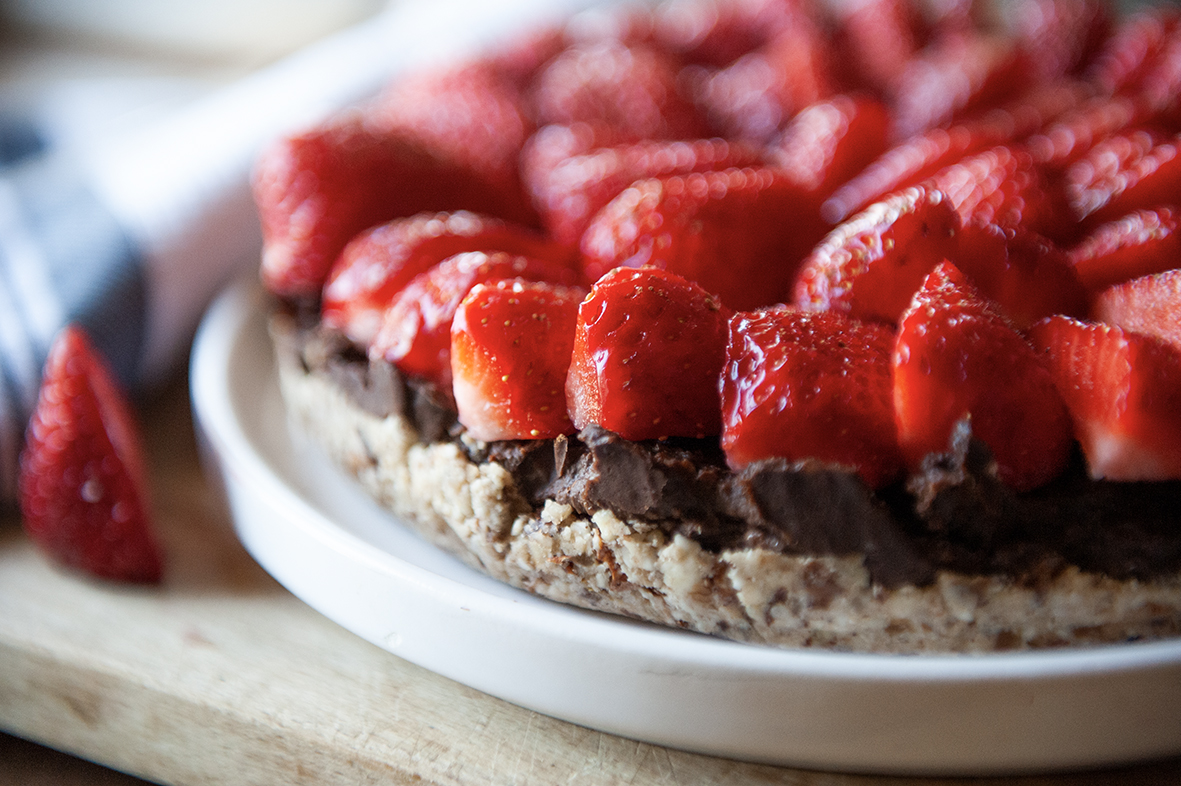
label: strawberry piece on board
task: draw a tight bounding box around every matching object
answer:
[1066,207,1181,293]
[894,262,1073,490]
[527,137,762,248]
[19,326,163,584]
[322,211,573,347]
[566,266,732,441]
[1092,268,1181,353]
[581,167,824,311]
[1029,315,1181,481]
[451,279,586,442]
[952,223,1089,329]
[1065,129,1181,229]
[371,251,581,393]
[720,308,902,488]
[531,40,708,142]
[792,186,961,325]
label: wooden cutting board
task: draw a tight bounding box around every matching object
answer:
[1,374,1179,786]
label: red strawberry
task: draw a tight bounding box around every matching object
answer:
[652,0,789,67]
[889,34,1030,140]
[1064,129,1181,228]
[254,114,522,300]
[766,94,891,201]
[830,0,927,94]
[527,137,762,248]
[792,186,961,325]
[1010,0,1113,83]
[1085,7,1178,95]
[720,308,902,488]
[823,81,1089,222]
[1065,207,1181,292]
[566,266,732,440]
[1092,268,1181,352]
[371,251,581,393]
[893,262,1073,490]
[1025,95,1143,171]
[951,223,1088,329]
[451,279,585,442]
[370,61,538,228]
[19,326,163,584]
[322,211,573,347]
[580,167,824,311]
[531,40,708,142]
[1029,315,1181,480]
[682,16,836,143]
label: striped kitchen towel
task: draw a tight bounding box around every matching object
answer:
[0,0,595,503]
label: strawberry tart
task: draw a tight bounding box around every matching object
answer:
[256,0,1181,653]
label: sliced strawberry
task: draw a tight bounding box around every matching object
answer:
[889,34,1030,140]
[766,94,891,201]
[1085,7,1178,95]
[566,266,732,440]
[322,211,573,347]
[1064,129,1181,228]
[652,0,789,67]
[1028,315,1181,480]
[830,0,927,94]
[527,137,762,248]
[581,167,824,311]
[371,251,581,393]
[1092,268,1181,352]
[1024,94,1144,171]
[681,15,837,144]
[792,186,961,325]
[923,145,1071,239]
[1010,0,1113,83]
[254,114,519,300]
[720,308,902,488]
[951,223,1088,329]
[530,40,708,142]
[451,279,586,442]
[894,262,1073,490]
[370,60,538,228]
[19,326,163,584]
[1065,207,1181,292]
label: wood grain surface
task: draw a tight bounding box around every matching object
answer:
[1,372,1180,786]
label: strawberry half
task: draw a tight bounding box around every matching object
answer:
[1065,207,1181,293]
[451,279,586,442]
[371,251,580,394]
[1029,315,1181,481]
[566,266,732,441]
[792,186,961,325]
[321,211,572,347]
[893,262,1073,491]
[720,308,902,488]
[19,326,163,584]
[1064,129,1181,229]
[1092,268,1181,353]
[580,167,824,311]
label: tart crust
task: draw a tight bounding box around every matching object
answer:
[271,313,1181,653]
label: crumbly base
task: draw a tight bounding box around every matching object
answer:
[272,314,1181,653]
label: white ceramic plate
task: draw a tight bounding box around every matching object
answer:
[190,280,1181,776]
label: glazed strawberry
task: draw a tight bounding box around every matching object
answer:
[254,116,514,300]
[792,186,961,325]
[19,326,163,584]
[527,137,762,248]
[371,251,580,393]
[451,280,585,442]
[894,263,1073,490]
[1029,315,1181,480]
[720,308,902,488]
[322,211,573,346]
[951,223,1088,329]
[889,34,1029,140]
[766,95,891,201]
[1064,129,1181,228]
[1092,268,1181,352]
[581,168,824,311]
[370,61,538,228]
[531,40,708,142]
[1065,207,1181,292]
[566,266,732,440]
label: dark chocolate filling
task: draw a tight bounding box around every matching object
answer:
[296,322,1181,589]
